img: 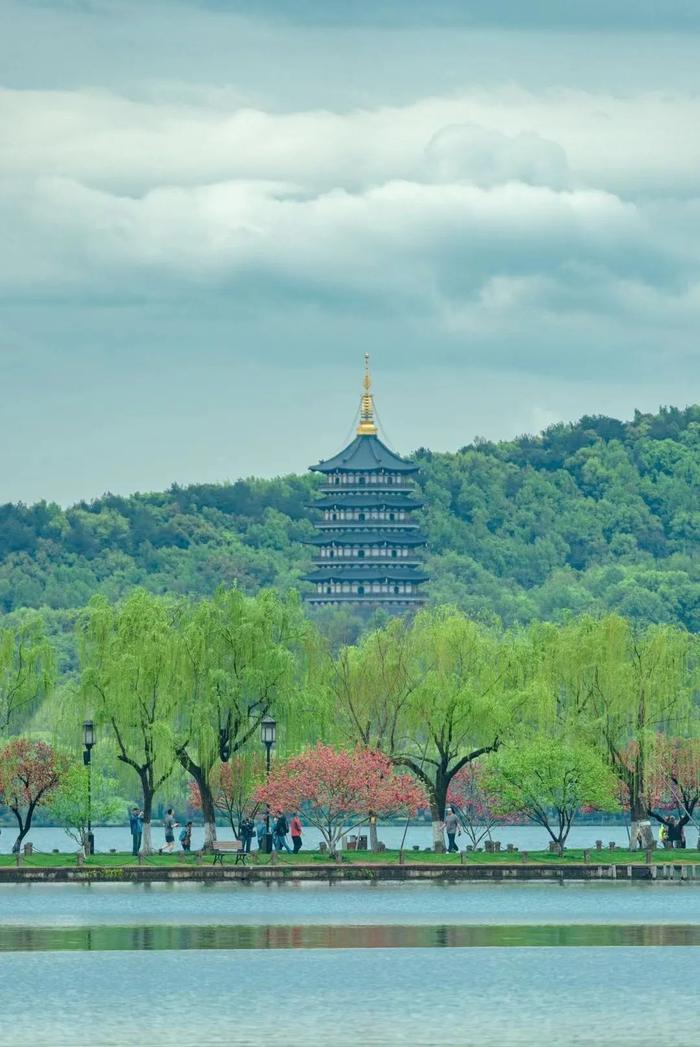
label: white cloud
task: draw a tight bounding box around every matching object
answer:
[1,82,699,376]
[2,86,700,195]
[424,123,570,189]
[0,2,699,504]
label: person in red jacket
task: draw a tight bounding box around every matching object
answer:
[290,812,303,854]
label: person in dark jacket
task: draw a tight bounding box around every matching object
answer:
[657,812,690,849]
[273,813,292,852]
[179,822,193,852]
[240,817,255,853]
[160,808,178,854]
[129,807,143,856]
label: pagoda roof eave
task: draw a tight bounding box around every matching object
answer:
[303,530,427,546]
[308,495,423,509]
[304,568,430,583]
[310,434,417,474]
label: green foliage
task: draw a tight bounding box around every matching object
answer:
[0,614,55,735]
[327,608,533,838]
[0,406,697,628]
[530,615,699,826]
[484,736,620,846]
[174,587,313,846]
[78,589,182,848]
[48,764,124,849]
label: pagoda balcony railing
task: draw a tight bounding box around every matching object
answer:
[318,484,418,495]
[306,594,428,605]
[315,521,422,530]
[311,558,423,567]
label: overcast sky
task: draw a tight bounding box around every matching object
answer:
[2,1,699,505]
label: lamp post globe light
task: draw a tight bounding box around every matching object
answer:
[82,720,96,856]
[260,715,276,854]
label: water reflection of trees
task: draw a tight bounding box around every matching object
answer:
[1,923,699,952]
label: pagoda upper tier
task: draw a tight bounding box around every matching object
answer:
[304,355,428,608]
[311,433,418,477]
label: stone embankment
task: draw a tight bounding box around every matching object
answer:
[1,862,699,884]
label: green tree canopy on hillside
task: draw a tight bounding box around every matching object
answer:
[0,406,697,629]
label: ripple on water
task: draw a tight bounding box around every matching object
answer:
[0,947,696,1046]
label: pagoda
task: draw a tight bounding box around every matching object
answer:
[304,355,428,607]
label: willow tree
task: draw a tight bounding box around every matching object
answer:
[332,608,531,849]
[174,588,309,849]
[330,616,416,750]
[78,590,180,853]
[399,609,532,848]
[536,616,699,850]
[0,615,55,736]
[327,616,419,849]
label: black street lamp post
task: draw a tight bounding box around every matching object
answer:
[82,720,96,856]
[260,715,276,854]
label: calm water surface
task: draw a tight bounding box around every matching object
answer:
[1,880,698,926]
[0,883,697,1046]
[0,948,697,1046]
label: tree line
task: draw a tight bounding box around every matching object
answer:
[1,588,698,854]
[0,405,698,630]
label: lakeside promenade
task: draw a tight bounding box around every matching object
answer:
[2,850,699,884]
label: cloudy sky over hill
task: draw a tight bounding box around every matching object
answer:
[2,1,699,503]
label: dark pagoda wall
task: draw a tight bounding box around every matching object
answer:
[304,439,429,608]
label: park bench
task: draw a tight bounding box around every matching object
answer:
[212,840,249,866]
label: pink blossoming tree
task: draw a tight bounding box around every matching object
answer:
[253,743,425,855]
[647,736,700,837]
[0,738,66,853]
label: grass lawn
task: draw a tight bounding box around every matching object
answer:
[1,847,699,869]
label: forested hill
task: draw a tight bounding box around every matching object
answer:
[1,406,698,629]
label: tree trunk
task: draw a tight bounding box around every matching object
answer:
[11,804,33,854]
[141,786,154,855]
[430,801,444,851]
[369,817,379,852]
[432,773,451,851]
[192,771,217,850]
[201,788,217,851]
[177,750,217,850]
[11,825,29,854]
[630,797,655,850]
[630,817,655,850]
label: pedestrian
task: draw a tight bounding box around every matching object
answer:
[240,816,255,853]
[444,807,460,853]
[669,811,692,848]
[290,811,303,854]
[179,822,192,853]
[274,812,292,852]
[160,808,178,854]
[129,806,143,856]
[255,816,266,851]
[663,815,682,849]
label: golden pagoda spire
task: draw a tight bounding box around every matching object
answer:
[357,353,378,436]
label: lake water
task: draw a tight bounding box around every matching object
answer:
[0,882,698,1045]
[4,821,694,855]
[2,947,698,1046]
